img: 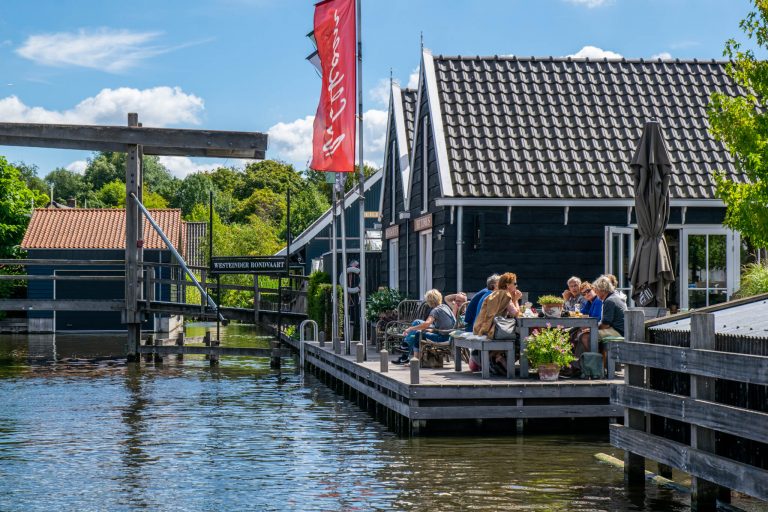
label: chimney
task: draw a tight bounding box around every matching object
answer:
[67,197,77,208]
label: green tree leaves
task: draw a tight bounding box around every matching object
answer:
[0,157,47,258]
[708,0,768,246]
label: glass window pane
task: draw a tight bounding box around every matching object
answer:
[688,235,706,287]
[622,233,632,288]
[689,290,707,309]
[612,234,620,277]
[708,235,727,287]
[709,290,728,306]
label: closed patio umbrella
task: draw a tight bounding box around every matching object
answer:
[628,120,675,308]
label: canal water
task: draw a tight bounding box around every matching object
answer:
[0,324,764,511]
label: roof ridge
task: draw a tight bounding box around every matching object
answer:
[434,54,728,64]
[33,207,182,212]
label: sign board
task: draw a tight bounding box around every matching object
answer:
[385,225,400,239]
[413,213,433,232]
[364,211,379,219]
[211,256,287,275]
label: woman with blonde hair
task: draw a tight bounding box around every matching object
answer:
[393,289,456,365]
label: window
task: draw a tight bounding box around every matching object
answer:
[388,239,399,289]
[680,228,740,309]
[604,226,635,304]
[365,229,382,252]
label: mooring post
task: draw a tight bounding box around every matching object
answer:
[380,350,388,373]
[355,342,364,363]
[623,309,646,488]
[410,357,419,384]
[176,330,184,362]
[143,334,154,363]
[318,331,326,348]
[152,332,163,364]
[210,337,220,366]
[690,312,720,511]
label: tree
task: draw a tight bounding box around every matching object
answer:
[173,172,216,217]
[290,185,330,236]
[708,1,768,247]
[44,168,89,204]
[239,160,303,199]
[96,180,126,208]
[305,163,378,202]
[208,166,244,195]
[84,152,124,191]
[1,157,47,258]
[232,188,286,227]
[14,162,48,196]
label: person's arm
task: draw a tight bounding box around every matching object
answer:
[405,316,435,333]
[444,293,467,317]
[505,290,523,317]
[599,299,614,329]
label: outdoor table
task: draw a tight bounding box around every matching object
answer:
[517,316,599,378]
[453,334,516,379]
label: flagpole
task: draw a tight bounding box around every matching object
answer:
[355,0,367,356]
[339,173,351,354]
[331,177,339,353]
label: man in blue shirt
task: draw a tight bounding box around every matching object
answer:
[463,274,499,331]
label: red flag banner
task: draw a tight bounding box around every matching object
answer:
[310,0,356,172]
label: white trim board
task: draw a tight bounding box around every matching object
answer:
[434,198,725,208]
[276,168,383,256]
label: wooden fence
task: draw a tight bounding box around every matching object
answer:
[607,310,768,509]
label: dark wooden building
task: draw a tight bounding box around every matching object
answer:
[379,51,750,309]
[21,208,185,332]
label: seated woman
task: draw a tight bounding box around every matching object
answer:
[471,272,522,374]
[393,289,456,365]
[593,275,627,340]
[579,281,603,318]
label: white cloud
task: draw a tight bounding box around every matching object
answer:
[16,28,170,73]
[406,67,420,89]
[651,52,673,60]
[158,156,224,178]
[267,109,388,171]
[567,46,623,60]
[564,0,612,7]
[65,160,88,174]
[369,78,391,106]
[0,86,204,126]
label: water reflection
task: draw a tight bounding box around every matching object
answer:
[1,328,766,511]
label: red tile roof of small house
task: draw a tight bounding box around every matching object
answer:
[21,208,185,252]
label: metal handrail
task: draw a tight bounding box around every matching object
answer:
[130,192,224,322]
[299,319,319,371]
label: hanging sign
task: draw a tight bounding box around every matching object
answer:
[310,0,357,172]
[211,256,288,275]
[385,225,400,239]
[413,213,433,232]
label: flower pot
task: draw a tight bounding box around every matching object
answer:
[541,304,563,318]
[537,363,560,381]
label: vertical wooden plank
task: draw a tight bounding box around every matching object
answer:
[124,113,141,359]
[624,309,646,487]
[410,357,419,384]
[253,274,260,324]
[690,312,720,511]
[380,350,388,373]
[519,326,530,378]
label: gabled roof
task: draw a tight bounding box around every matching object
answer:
[411,52,748,201]
[378,83,417,216]
[21,208,184,251]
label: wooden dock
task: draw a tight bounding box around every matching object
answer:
[608,309,768,509]
[281,334,622,436]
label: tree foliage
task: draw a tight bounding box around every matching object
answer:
[708,0,768,246]
[44,168,89,204]
[1,157,47,258]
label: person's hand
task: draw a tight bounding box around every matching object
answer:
[513,289,523,302]
[562,289,572,300]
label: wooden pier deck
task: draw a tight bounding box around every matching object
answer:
[282,335,622,436]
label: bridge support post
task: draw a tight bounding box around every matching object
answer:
[270,340,281,370]
[176,331,184,362]
[124,113,143,361]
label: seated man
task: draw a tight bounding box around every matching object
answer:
[393,289,456,365]
[444,292,468,320]
[463,274,499,332]
[562,276,587,312]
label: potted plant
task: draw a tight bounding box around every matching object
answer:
[366,287,405,323]
[537,295,566,318]
[524,324,576,381]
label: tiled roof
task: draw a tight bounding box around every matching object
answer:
[432,56,747,199]
[401,88,417,153]
[21,209,184,251]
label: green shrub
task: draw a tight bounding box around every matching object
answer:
[307,271,330,323]
[524,325,576,369]
[315,283,342,337]
[737,262,768,298]
[366,287,404,321]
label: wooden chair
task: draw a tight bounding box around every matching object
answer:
[381,300,429,352]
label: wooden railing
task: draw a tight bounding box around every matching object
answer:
[607,309,768,509]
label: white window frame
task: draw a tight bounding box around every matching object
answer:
[421,117,429,214]
[388,239,399,289]
[679,227,740,310]
[604,226,635,304]
[419,229,432,297]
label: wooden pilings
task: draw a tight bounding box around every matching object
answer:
[124,113,142,360]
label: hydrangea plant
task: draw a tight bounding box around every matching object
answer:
[524,324,576,369]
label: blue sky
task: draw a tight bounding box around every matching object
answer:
[0,0,752,178]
